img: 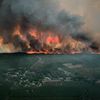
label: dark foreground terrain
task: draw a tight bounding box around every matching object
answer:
[0,53,100,100]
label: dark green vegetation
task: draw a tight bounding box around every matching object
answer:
[0,53,100,100]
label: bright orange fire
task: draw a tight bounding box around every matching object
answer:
[0,36,3,47]
[0,24,99,54]
[29,28,37,39]
[13,25,27,41]
[27,50,49,54]
[46,35,60,44]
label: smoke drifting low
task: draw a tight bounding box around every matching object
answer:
[0,0,99,53]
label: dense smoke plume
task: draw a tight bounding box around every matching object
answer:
[59,0,100,45]
[0,0,83,34]
[0,0,99,53]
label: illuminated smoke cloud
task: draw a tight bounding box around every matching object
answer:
[0,0,99,53]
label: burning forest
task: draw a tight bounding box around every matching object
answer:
[0,0,99,54]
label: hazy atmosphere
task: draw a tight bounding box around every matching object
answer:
[0,1,100,100]
[0,0,99,53]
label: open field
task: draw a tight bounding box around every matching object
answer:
[0,54,100,100]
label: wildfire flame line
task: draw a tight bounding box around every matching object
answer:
[0,25,100,54]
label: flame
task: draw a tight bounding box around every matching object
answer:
[46,35,60,44]
[13,25,30,49]
[29,28,37,39]
[13,25,27,41]
[0,24,99,54]
[46,34,61,49]
[27,50,49,54]
[0,36,3,47]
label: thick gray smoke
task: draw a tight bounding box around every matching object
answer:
[0,0,83,36]
[1,0,99,52]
